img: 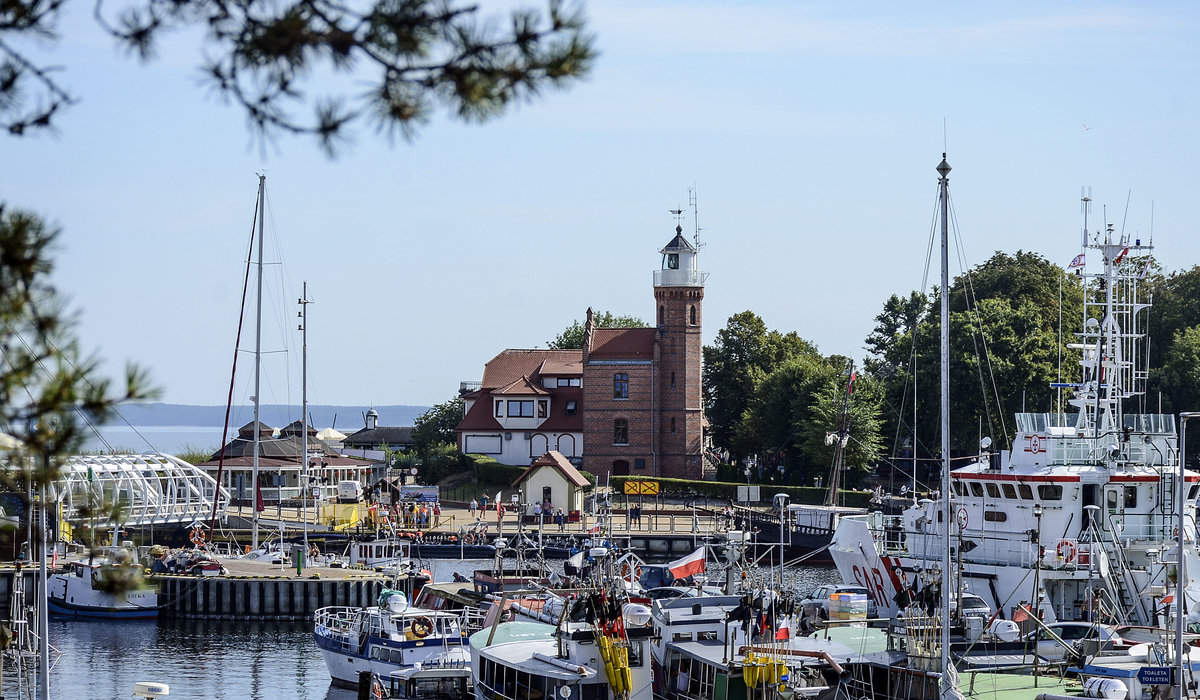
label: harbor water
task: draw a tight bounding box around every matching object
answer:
[22,562,841,699]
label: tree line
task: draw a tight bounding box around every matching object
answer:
[703,251,1200,488]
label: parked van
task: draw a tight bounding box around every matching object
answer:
[337,480,364,503]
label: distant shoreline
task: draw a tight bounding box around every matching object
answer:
[107,403,430,429]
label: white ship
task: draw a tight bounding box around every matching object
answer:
[831,199,1200,629]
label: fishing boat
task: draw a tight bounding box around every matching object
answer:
[313,588,486,687]
[47,559,158,619]
[831,177,1200,631]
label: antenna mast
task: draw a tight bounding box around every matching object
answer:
[689,186,705,248]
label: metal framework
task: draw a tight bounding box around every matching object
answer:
[55,453,230,527]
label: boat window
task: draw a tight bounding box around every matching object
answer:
[1124,486,1138,508]
[1191,485,1200,500]
[969,482,984,498]
[984,511,1007,522]
[1002,484,1017,499]
[1038,485,1063,500]
[1107,490,1118,509]
[985,483,1001,499]
[952,481,966,496]
[1018,484,1033,500]
[673,632,692,642]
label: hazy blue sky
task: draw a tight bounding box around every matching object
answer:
[4,1,1198,419]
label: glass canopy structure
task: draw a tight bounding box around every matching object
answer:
[54,453,229,527]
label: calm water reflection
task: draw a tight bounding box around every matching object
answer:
[39,564,839,699]
[47,618,347,700]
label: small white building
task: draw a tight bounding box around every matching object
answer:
[511,451,590,521]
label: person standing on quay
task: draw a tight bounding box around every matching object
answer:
[469,498,478,518]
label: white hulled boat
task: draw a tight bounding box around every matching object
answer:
[47,559,158,619]
[831,196,1200,630]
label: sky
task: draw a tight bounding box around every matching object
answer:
[4,1,1199,419]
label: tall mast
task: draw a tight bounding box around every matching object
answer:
[300,281,311,558]
[937,154,953,682]
[252,174,265,551]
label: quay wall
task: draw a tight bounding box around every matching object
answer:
[153,575,385,620]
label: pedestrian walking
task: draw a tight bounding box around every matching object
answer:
[480,494,489,512]
[433,502,441,527]
[556,508,566,532]
[469,498,478,518]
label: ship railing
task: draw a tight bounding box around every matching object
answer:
[313,606,364,647]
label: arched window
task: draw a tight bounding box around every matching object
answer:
[689,305,697,325]
[613,419,629,445]
[658,305,665,325]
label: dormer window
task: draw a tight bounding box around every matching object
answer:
[565,401,577,415]
[537,400,547,418]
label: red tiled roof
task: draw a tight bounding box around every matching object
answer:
[537,357,582,376]
[481,349,582,389]
[589,328,656,360]
[493,374,550,396]
[513,450,590,488]
[457,395,502,431]
[536,387,583,431]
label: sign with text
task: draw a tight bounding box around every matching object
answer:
[623,481,660,495]
[1137,666,1173,685]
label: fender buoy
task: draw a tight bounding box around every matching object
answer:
[411,616,433,638]
[1056,539,1077,563]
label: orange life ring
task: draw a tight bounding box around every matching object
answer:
[621,563,633,579]
[464,533,476,546]
[1056,539,1077,563]
[411,616,433,638]
[371,677,383,700]
[190,528,205,546]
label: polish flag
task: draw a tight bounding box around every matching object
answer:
[667,547,706,579]
[775,617,792,640]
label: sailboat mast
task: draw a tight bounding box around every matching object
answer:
[252,174,265,551]
[300,281,311,558]
[937,154,953,680]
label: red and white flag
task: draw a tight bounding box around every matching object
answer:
[667,547,706,579]
[1113,247,1130,265]
[775,616,792,640]
[1068,253,1086,269]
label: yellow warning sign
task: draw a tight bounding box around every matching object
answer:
[623,480,660,495]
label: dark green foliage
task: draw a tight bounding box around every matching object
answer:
[702,311,816,458]
[0,206,154,495]
[548,311,647,349]
[3,0,595,149]
[865,251,1083,457]
[411,397,464,454]
[464,453,526,485]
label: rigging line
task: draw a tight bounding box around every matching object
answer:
[261,184,296,412]
[0,318,124,453]
[947,193,1008,446]
[208,190,260,536]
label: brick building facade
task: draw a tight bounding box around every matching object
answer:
[457,225,708,480]
[580,226,707,479]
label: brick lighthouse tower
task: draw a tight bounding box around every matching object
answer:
[653,223,707,478]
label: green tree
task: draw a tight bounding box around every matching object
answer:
[1150,325,1200,415]
[547,311,647,349]
[2,0,595,149]
[1,207,153,585]
[738,354,883,488]
[865,251,1083,460]
[411,397,465,454]
[702,311,815,457]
